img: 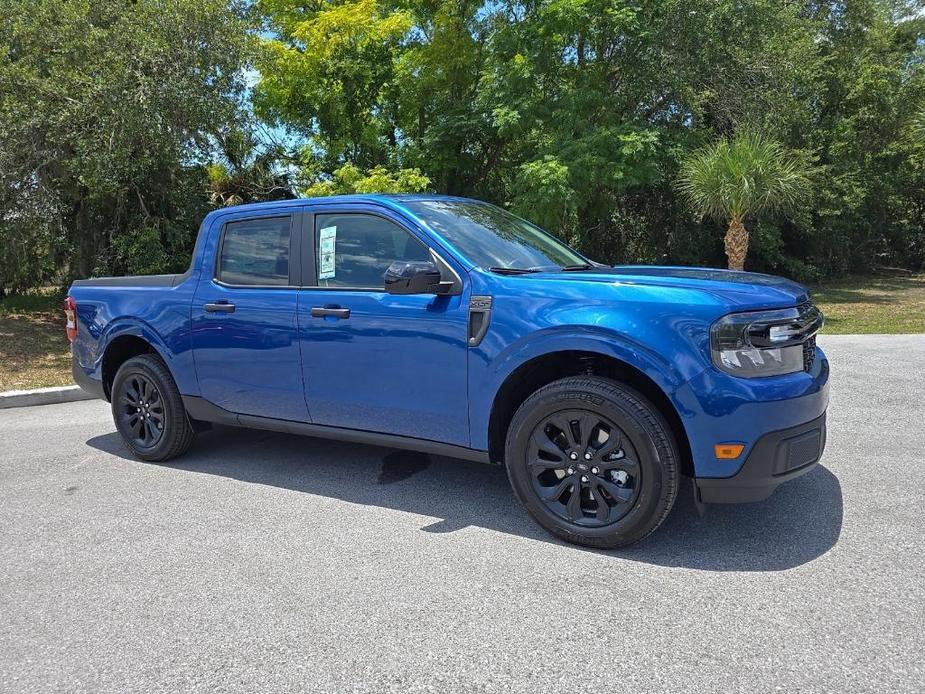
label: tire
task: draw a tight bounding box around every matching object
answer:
[110,354,195,462]
[504,376,679,549]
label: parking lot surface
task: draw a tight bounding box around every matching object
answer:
[1,335,922,693]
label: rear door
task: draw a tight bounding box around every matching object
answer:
[296,204,470,446]
[191,209,309,421]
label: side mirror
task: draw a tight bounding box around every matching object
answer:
[384,260,442,295]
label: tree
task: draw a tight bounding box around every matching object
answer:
[254,0,413,169]
[910,103,925,146]
[0,0,253,284]
[206,129,294,207]
[677,132,813,271]
[787,0,925,277]
[5,0,924,289]
[301,162,429,197]
[255,0,824,265]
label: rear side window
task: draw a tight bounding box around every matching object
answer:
[314,213,430,289]
[217,217,291,286]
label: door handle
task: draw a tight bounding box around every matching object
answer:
[310,306,350,319]
[204,302,236,313]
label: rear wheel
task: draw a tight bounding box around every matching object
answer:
[504,376,679,548]
[111,354,195,462]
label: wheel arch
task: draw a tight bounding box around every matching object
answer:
[99,323,171,400]
[486,349,694,477]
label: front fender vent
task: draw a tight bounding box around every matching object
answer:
[468,295,493,347]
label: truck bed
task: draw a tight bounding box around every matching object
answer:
[70,272,190,288]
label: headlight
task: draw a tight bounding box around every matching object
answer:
[711,303,823,378]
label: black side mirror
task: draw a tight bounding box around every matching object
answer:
[384,260,442,295]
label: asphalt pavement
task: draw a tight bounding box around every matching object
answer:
[1,335,922,693]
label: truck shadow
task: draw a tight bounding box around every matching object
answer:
[87,425,843,572]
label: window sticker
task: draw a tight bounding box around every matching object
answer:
[318,226,336,279]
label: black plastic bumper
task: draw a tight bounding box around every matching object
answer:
[72,355,106,400]
[695,412,827,503]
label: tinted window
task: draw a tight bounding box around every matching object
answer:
[404,200,585,270]
[315,214,430,288]
[218,217,291,285]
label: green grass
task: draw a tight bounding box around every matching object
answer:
[0,290,62,316]
[0,289,72,391]
[812,273,925,334]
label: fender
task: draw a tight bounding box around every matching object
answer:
[469,325,706,451]
[94,314,199,396]
[98,318,170,361]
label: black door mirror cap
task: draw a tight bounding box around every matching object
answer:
[384,260,443,295]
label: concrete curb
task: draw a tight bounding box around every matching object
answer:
[0,385,96,410]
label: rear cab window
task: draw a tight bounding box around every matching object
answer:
[217,216,292,286]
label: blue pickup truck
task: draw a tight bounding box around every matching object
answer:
[67,195,828,548]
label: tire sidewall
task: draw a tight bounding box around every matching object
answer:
[505,379,677,547]
[111,356,183,461]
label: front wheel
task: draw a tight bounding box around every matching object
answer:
[111,354,195,462]
[504,376,679,549]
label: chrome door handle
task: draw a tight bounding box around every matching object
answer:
[310,307,350,319]
[204,302,235,313]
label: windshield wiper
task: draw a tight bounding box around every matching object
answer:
[488,266,544,275]
[560,263,595,272]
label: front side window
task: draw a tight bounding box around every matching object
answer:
[218,216,291,285]
[404,200,586,270]
[314,213,430,289]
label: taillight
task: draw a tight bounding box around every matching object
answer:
[64,296,77,343]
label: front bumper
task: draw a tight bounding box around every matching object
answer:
[695,412,827,503]
[674,344,829,479]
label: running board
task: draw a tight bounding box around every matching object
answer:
[181,395,492,464]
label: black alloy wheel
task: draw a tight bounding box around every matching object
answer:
[505,376,679,549]
[111,354,195,462]
[528,409,640,526]
[116,373,165,448]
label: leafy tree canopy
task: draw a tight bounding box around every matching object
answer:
[0,0,252,287]
[302,162,430,196]
[3,0,925,289]
[254,0,925,277]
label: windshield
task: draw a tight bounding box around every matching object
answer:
[403,200,587,270]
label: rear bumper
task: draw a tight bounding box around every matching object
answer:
[695,412,827,503]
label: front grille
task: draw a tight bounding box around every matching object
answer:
[803,334,816,372]
[793,301,820,372]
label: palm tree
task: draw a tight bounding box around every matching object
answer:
[206,129,294,207]
[677,132,812,271]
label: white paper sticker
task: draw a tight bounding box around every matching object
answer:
[318,226,336,279]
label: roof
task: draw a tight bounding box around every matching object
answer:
[208,193,479,214]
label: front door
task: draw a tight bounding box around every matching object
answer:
[297,206,470,446]
[191,211,309,422]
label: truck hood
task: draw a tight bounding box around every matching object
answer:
[527,265,811,310]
